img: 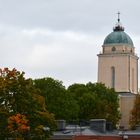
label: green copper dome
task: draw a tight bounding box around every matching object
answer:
[103,12,134,47]
[103,30,134,47]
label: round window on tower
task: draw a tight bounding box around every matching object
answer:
[112,47,116,51]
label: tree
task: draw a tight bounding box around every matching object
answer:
[34,78,79,121]
[78,92,97,120]
[130,94,140,129]
[87,83,120,126]
[67,83,88,99]
[33,78,120,127]
[67,82,120,127]
[67,83,92,120]
[7,113,30,138]
[0,68,56,139]
[0,68,36,114]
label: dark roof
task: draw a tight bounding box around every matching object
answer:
[118,92,136,97]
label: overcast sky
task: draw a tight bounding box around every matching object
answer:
[0,0,140,87]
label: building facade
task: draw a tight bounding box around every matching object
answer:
[97,15,138,129]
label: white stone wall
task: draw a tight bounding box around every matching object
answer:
[119,95,136,129]
[98,45,138,94]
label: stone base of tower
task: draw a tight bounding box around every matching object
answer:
[118,92,136,130]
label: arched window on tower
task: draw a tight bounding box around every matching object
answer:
[112,47,116,52]
[111,66,115,88]
[132,68,134,92]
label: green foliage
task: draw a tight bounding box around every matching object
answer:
[34,78,120,127]
[0,108,8,138]
[34,78,79,121]
[0,68,56,138]
[78,92,97,120]
[68,82,120,127]
[130,94,140,129]
[0,68,36,114]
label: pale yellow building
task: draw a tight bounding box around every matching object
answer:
[97,15,138,129]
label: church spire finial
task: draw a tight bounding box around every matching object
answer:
[117,11,120,23]
[113,11,124,31]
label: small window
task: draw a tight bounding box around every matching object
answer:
[103,47,105,53]
[132,68,134,92]
[111,66,115,88]
[112,47,116,51]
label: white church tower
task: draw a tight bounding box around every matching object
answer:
[97,13,139,129]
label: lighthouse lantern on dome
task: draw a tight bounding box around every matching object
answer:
[113,12,124,31]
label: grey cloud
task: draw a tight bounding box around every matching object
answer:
[0,0,140,86]
[0,0,139,33]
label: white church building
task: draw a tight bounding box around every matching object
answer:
[97,13,138,129]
